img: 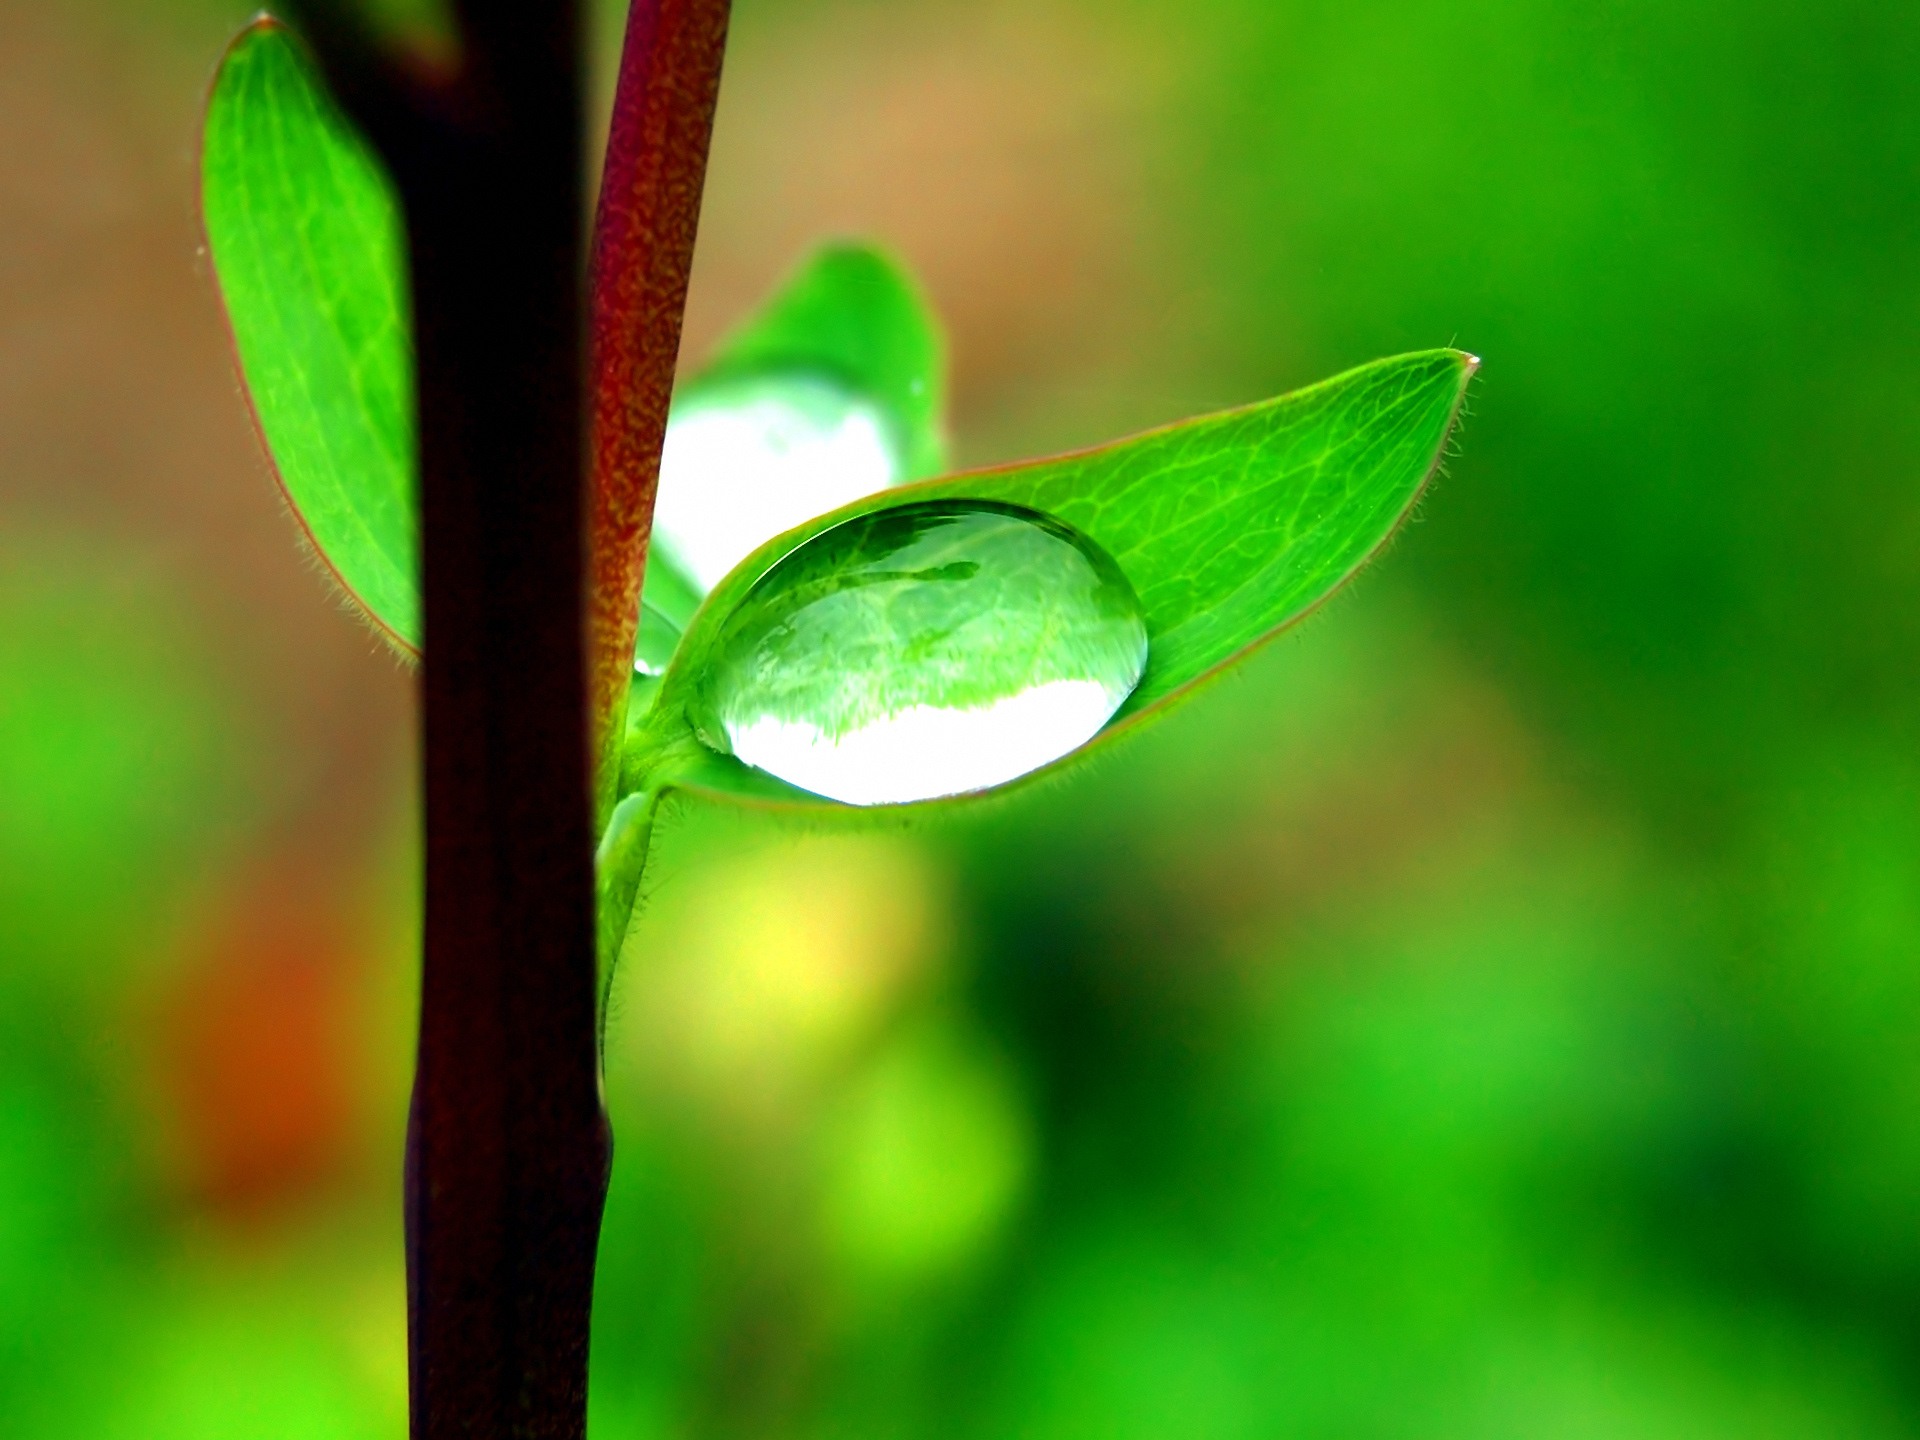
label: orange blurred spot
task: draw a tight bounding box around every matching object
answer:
[150,873,360,1227]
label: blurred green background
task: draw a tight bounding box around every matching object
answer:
[6,0,1920,1433]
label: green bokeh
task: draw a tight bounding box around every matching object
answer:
[15,0,1920,1436]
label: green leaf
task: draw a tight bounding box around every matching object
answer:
[202,18,418,653]
[636,243,949,674]
[595,788,659,1019]
[688,243,948,481]
[626,348,1477,812]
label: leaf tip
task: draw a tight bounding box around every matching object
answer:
[236,11,287,47]
[1439,347,1481,411]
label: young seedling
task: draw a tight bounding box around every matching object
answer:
[200,3,1474,1435]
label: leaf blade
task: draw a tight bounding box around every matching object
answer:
[202,18,418,652]
[633,242,950,680]
[689,242,949,480]
[639,348,1476,811]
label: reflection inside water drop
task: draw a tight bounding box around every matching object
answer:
[696,500,1148,806]
[652,373,900,594]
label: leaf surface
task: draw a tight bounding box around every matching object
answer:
[631,348,1477,811]
[688,243,949,480]
[636,243,949,673]
[202,19,417,652]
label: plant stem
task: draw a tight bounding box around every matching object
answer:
[297,0,728,1431]
[587,0,732,822]
[296,5,577,1439]
[397,3,603,1435]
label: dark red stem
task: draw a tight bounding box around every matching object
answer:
[399,2,603,1436]
[587,0,732,806]
[296,0,729,1430]
[281,0,711,1436]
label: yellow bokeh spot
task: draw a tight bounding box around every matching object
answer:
[818,1019,1032,1290]
[613,832,946,1131]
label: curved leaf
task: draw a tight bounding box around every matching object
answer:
[688,242,949,481]
[638,243,950,665]
[627,348,1478,812]
[202,18,418,653]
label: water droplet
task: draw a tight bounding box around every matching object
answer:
[694,501,1148,806]
[653,374,901,593]
[632,602,683,676]
[634,552,703,675]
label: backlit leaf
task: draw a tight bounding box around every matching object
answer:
[639,244,949,668]
[627,349,1477,811]
[687,242,948,482]
[202,18,417,652]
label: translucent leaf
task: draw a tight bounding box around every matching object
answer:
[628,349,1478,811]
[638,245,948,672]
[205,75,941,678]
[688,242,948,483]
[202,18,417,653]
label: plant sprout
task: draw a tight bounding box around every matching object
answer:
[199,6,1474,1435]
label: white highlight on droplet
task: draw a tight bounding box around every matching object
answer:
[724,679,1124,807]
[652,381,898,593]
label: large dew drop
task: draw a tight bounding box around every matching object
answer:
[694,500,1149,806]
[651,373,901,594]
